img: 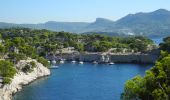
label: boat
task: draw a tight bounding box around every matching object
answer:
[60,60,64,64]
[72,60,76,63]
[50,66,59,69]
[79,61,84,64]
[52,60,56,64]
[109,62,115,65]
[93,61,98,64]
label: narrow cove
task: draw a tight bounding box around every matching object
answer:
[13,63,152,100]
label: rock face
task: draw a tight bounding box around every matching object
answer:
[48,53,159,64]
[0,59,50,100]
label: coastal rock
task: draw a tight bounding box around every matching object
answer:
[0,59,50,100]
[48,53,159,64]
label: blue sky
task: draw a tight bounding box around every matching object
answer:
[0,0,170,23]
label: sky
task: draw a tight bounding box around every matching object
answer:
[0,0,170,24]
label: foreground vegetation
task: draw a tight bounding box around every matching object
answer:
[122,37,170,100]
[0,60,16,84]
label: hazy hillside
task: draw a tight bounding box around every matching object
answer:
[1,9,170,37]
[82,18,115,32]
[115,9,170,37]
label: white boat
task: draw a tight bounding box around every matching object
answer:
[60,60,64,64]
[52,60,56,64]
[79,61,84,64]
[93,61,98,64]
[109,62,115,65]
[72,60,76,63]
[50,66,59,69]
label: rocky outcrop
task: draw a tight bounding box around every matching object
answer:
[0,59,50,100]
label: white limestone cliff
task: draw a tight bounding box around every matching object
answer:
[0,59,50,100]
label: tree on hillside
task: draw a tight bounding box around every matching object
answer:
[122,51,170,100]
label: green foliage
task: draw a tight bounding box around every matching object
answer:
[122,76,146,100]
[0,60,17,84]
[122,52,170,100]
[2,77,11,84]
[0,28,153,54]
[160,36,170,53]
[0,60,16,78]
[100,41,112,51]
[0,44,6,53]
[37,57,49,68]
[75,43,84,52]
[30,61,36,68]
[0,44,6,58]
[8,53,27,63]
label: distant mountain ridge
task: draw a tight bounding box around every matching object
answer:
[1,9,170,37]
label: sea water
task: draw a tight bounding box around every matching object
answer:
[13,63,152,100]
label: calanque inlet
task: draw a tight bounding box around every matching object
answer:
[0,27,169,100]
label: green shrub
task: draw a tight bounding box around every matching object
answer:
[3,77,11,84]
[8,53,27,63]
[0,60,17,78]
[30,61,36,68]
[122,53,170,100]
[37,57,49,68]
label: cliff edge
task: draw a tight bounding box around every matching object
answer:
[0,59,50,100]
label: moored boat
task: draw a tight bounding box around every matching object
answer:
[79,61,84,64]
[60,60,64,64]
[52,60,56,64]
[50,66,59,69]
[93,61,98,64]
[109,62,115,65]
[72,60,76,63]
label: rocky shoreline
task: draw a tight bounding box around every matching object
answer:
[0,59,50,100]
[47,51,159,64]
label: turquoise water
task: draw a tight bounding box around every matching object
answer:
[13,63,152,100]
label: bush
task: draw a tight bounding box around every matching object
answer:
[122,53,170,100]
[8,53,27,63]
[30,61,36,68]
[3,77,11,84]
[0,60,17,78]
[37,57,49,68]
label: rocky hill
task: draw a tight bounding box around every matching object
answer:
[1,9,170,37]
